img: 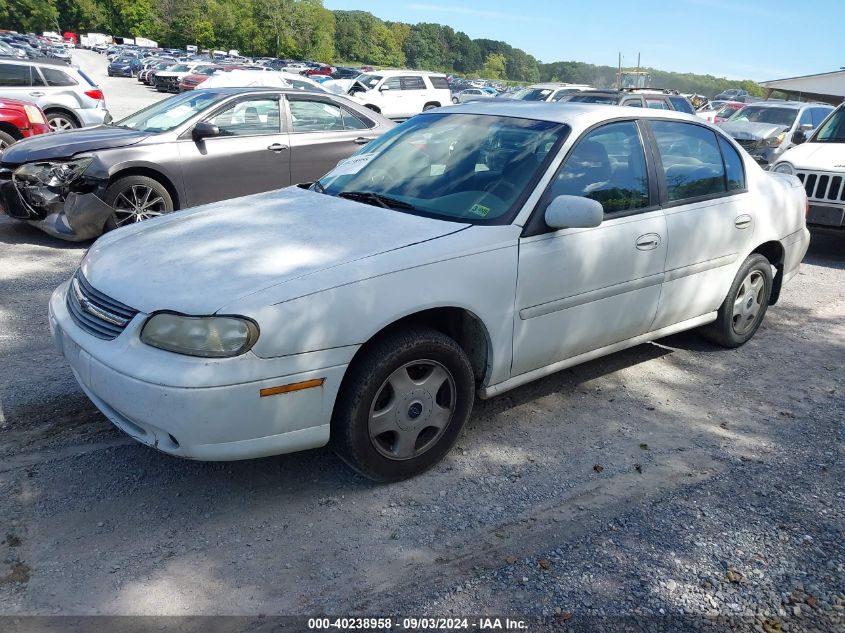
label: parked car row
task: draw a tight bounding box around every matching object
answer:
[36,100,810,480]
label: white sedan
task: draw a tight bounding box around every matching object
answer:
[50,102,810,481]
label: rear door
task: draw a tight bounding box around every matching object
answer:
[0,62,43,106]
[646,119,754,329]
[400,75,427,115]
[178,94,291,207]
[286,94,377,184]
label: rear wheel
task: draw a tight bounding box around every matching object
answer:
[423,102,440,111]
[332,327,475,482]
[700,254,773,348]
[45,111,79,131]
[103,175,174,230]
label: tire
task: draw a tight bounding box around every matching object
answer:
[332,327,475,482]
[0,130,18,151]
[102,175,175,231]
[423,102,440,111]
[45,111,79,131]
[452,97,459,104]
[700,253,773,348]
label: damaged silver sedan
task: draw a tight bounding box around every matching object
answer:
[0,87,393,240]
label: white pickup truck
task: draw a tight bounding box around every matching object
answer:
[772,103,845,231]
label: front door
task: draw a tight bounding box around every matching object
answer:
[512,120,667,376]
[286,95,376,184]
[178,95,290,207]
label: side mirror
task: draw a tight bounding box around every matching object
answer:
[791,129,807,145]
[192,121,220,141]
[545,195,604,230]
[800,123,814,131]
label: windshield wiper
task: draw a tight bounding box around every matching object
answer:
[311,179,326,193]
[337,191,416,211]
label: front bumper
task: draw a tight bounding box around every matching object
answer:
[107,67,132,77]
[49,281,348,460]
[0,176,113,241]
[807,203,845,229]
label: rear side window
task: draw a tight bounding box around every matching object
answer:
[622,98,643,107]
[341,107,373,130]
[401,76,426,90]
[40,67,78,87]
[651,120,727,202]
[669,96,694,114]
[646,98,670,110]
[0,63,31,87]
[718,136,746,191]
[429,76,449,90]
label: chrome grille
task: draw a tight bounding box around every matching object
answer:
[66,271,138,340]
[796,170,845,202]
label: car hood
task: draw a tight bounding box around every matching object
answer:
[81,187,469,315]
[777,141,845,172]
[0,126,149,165]
[720,121,788,141]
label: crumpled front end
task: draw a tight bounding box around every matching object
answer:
[0,160,113,241]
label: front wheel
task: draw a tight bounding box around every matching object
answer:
[332,327,475,482]
[45,111,79,131]
[700,253,773,348]
[103,175,174,230]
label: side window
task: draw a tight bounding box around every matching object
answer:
[382,77,401,91]
[811,108,831,128]
[401,76,426,90]
[718,136,746,192]
[547,121,650,215]
[207,98,280,136]
[30,67,46,86]
[798,109,813,127]
[40,67,78,87]
[646,98,670,110]
[669,96,694,114]
[0,63,31,87]
[622,98,643,107]
[289,99,344,132]
[341,107,372,130]
[651,120,727,202]
[429,76,449,89]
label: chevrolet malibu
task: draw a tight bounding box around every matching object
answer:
[49,102,810,481]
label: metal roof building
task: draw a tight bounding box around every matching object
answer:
[760,69,845,105]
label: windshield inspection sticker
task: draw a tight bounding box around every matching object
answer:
[326,153,376,178]
[470,203,491,217]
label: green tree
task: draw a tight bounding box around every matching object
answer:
[482,52,506,80]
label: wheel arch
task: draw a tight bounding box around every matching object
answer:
[0,122,23,140]
[42,106,81,127]
[107,166,181,210]
[423,101,441,110]
[751,240,785,305]
[363,104,381,114]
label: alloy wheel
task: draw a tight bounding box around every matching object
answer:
[368,360,456,460]
[111,185,168,226]
[48,116,75,131]
[732,270,765,335]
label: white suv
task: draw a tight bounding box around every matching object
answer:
[771,103,845,231]
[347,70,451,119]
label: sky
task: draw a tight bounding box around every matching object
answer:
[323,0,843,81]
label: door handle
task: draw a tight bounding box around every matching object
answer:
[267,143,289,152]
[636,233,661,250]
[29,91,45,97]
[734,214,752,229]
[353,137,371,145]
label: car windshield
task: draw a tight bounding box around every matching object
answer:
[355,73,382,89]
[812,107,845,142]
[715,104,742,119]
[115,91,220,133]
[510,87,555,101]
[729,106,797,127]
[317,113,568,224]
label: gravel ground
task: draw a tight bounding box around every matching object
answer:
[0,60,843,630]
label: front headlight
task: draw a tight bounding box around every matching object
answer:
[14,157,93,187]
[763,132,786,148]
[772,162,794,175]
[140,313,259,357]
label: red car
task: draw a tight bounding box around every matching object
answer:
[0,98,51,151]
[304,65,334,77]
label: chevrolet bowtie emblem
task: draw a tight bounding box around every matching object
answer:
[72,277,130,328]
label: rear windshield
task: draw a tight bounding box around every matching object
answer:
[729,106,797,127]
[568,94,618,104]
[510,87,555,102]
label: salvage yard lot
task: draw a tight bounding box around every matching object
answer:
[0,48,844,629]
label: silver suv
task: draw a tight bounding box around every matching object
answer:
[719,100,833,166]
[0,59,110,130]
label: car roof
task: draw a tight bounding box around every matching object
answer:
[741,100,832,109]
[0,57,81,69]
[368,69,446,77]
[528,82,591,89]
[444,100,708,128]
